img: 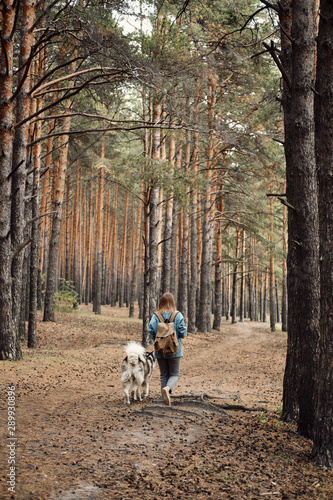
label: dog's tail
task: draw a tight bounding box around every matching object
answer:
[124,341,146,357]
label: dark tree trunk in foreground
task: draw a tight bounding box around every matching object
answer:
[279,0,320,438]
[0,0,16,359]
[11,0,36,347]
[313,0,333,468]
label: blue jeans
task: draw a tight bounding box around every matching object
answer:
[157,357,181,394]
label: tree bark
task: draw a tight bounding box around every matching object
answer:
[197,73,217,333]
[280,0,320,438]
[11,0,36,347]
[148,101,161,318]
[188,91,200,333]
[281,198,288,331]
[39,92,58,309]
[93,163,104,315]
[269,188,276,332]
[212,171,224,330]
[231,227,240,324]
[161,130,175,295]
[313,0,333,467]
[239,230,246,323]
[0,0,17,359]
[43,96,73,321]
[28,63,43,348]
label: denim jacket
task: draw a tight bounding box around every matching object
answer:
[148,311,187,358]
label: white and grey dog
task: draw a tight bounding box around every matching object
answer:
[121,341,155,405]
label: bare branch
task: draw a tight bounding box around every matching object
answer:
[29,55,85,95]
[15,73,125,129]
[30,67,129,97]
[28,123,183,147]
[260,0,279,13]
[263,41,291,88]
[30,112,158,125]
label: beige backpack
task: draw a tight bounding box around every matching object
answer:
[154,310,179,356]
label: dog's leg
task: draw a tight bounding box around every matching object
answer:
[123,387,130,405]
[134,386,142,401]
[142,381,148,398]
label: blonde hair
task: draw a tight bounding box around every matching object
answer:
[158,292,175,313]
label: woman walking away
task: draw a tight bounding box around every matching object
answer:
[148,292,187,406]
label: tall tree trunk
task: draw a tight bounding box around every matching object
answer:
[313,0,333,467]
[178,138,189,319]
[118,189,129,309]
[142,184,150,346]
[188,91,200,333]
[212,217,222,330]
[231,226,240,324]
[141,86,151,341]
[281,196,288,331]
[129,190,143,317]
[148,183,159,317]
[39,93,58,309]
[280,0,320,438]
[263,270,268,323]
[197,73,217,333]
[0,0,16,359]
[148,101,161,317]
[84,176,92,304]
[212,166,225,330]
[43,72,74,321]
[28,58,43,348]
[170,200,178,300]
[11,0,36,349]
[93,162,104,315]
[275,279,280,323]
[161,129,175,294]
[269,187,276,332]
[110,194,119,308]
[239,230,246,323]
[225,262,231,321]
[65,172,71,281]
[72,160,81,301]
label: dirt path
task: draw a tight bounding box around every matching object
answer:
[1,306,332,499]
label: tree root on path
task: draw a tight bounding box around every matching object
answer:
[133,393,269,421]
[170,393,269,413]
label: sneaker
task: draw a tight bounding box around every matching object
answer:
[162,387,171,406]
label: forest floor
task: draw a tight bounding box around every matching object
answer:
[1,305,332,500]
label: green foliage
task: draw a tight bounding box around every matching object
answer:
[48,0,286,288]
[54,279,79,313]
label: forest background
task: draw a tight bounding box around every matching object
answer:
[0,0,332,467]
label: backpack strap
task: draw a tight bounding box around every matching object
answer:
[154,311,165,323]
[169,310,179,323]
[154,310,178,323]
